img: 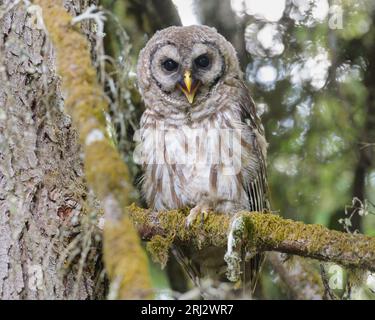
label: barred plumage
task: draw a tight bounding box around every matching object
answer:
[136,25,269,296]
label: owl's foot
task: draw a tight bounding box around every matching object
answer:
[186,204,210,228]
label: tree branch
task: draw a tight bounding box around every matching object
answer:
[128,204,375,272]
[267,253,324,300]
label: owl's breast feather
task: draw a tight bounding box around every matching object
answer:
[139,109,255,212]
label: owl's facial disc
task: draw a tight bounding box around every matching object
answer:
[149,41,225,106]
[177,70,200,104]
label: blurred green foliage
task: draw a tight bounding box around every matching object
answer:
[101,0,375,299]
[240,0,375,235]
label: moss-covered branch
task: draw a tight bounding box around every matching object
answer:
[128,204,375,272]
[34,0,152,299]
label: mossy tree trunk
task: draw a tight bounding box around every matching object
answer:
[0,0,104,299]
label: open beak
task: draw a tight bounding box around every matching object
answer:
[178,70,200,104]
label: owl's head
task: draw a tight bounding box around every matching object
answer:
[137,25,242,111]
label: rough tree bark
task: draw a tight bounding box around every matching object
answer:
[33,0,152,299]
[2,0,373,300]
[0,0,105,299]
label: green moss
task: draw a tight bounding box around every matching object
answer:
[35,0,152,298]
[104,217,153,299]
[146,235,174,268]
[85,141,131,204]
[247,212,375,269]
[128,207,232,268]
[129,206,375,272]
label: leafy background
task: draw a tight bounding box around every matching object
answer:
[100,0,375,299]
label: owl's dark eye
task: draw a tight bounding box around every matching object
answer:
[162,59,179,72]
[195,54,210,68]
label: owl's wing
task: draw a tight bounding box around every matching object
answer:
[238,80,270,213]
[237,80,270,293]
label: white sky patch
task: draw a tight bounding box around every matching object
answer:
[232,0,286,21]
[245,0,286,22]
[172,0,200,26]
[312,0,329,21]
[290,48,331,90]
[296,100,312,118]
[256,65,277,84]
[234,0,329,23]
[290,0,329,24]
[293,0,311,13]
[257,24,277,48]
[336,63,362,83]
[231,0,246,17]
[257,24,285,55]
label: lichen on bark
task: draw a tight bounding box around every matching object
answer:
[128,205,375,273]
[33,0,152,299]
[0,0,105,299]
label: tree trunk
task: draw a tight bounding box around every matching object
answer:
[0,0,104,299]
[329,12,375,233]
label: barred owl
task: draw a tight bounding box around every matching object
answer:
[136,25,269,295]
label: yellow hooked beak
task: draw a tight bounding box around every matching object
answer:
[178,70,200,104]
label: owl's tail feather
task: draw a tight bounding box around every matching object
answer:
[244,252,265,296]
[172,243,264,299]
[171,245,202,289]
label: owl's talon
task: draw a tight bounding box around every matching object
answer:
[186,205,210,228]
[200,210,209,227]
[185,208,199,228]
